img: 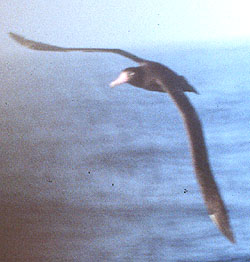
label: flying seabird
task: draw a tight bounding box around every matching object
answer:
[9,32,235,243]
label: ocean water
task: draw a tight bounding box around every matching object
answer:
[1,45,250,261]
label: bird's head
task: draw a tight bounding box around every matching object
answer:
[110,67,144,88]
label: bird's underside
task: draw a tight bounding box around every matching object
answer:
[9,32,235,243]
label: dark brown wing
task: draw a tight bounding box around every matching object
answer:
[156,79,235,243]
[9,32,145,63]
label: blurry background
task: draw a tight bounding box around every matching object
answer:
[1,1,250,261]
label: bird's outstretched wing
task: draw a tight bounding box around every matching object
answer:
[156,78,235,243]
[9,32,145,63]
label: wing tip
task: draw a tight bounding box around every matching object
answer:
[209,214,235,244]
[8,32,29,47]
[8,32,18,41]
[9,32,22,40]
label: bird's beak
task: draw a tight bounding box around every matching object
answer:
[110,72,129,88]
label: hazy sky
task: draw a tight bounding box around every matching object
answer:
[1,0,250,52]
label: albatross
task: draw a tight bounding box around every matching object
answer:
[9,32,235,243]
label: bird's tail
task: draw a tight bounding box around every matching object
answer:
[179,76,199,94]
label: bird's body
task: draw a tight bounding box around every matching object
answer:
[9,32,235,243]
[120,61,198,94]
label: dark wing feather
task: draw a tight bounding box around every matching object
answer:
[156,79,235,243]
[9,32,145,63]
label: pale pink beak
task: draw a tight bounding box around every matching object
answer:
[110,72,129,88]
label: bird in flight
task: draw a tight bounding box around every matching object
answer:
[9,32,235,243]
